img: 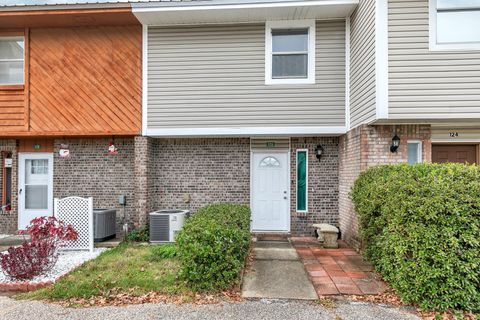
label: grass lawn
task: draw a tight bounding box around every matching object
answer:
[18,244,189,301]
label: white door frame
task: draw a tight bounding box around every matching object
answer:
[250,150,291,233]
[18,152,54,230]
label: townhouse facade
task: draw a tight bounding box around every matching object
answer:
[0,4,143,233]
[0,0,479,249]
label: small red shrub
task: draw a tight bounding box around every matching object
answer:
[0,240,57,280]
[0,216,78,281]
[20,216,78,244]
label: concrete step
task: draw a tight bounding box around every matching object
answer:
[253,233,291,242]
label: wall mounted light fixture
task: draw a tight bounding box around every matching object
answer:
[390,126,400,153]
[315,144,324,161]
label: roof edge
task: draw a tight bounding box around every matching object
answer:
[0,2,132,12]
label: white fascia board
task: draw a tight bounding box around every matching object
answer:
[375,0,388,120]
[345,17,351,130]
[132,0,359,25]
[146,126,347,137]
[133,0,359,13]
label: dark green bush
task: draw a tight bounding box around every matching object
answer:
[176,204,251,291]
[149,244,177,261]
[125,228,149,242]
[351,163,480,312]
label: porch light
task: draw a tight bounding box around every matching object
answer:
[390,135,400,153]
[315,145,324,161]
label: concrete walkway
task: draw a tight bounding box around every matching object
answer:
[242,241,318,300]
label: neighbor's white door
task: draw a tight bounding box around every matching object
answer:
[18,153,53,230]
[251,152,290,232]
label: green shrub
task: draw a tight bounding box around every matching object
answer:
[125,228,149,243]
[176,204,251,291]
[351,163,480,312]
[149,244,177,261]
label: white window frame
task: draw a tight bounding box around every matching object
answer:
[0,36,25,85]
[296,149,308,213]
[265,20,316,85]
[429,0,480,51]
[407,140,423,164]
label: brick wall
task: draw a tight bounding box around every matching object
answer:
[152,138,251,213]
[290,137,339,235]
[339,124,432,249]
[338,127,363,248]
[0,140,17,234]
[53,138,135,233]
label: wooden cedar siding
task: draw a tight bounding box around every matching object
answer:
[28,26,141,135]
[0,29,28,133]
[0,25,141,136]
[0,88,25,133]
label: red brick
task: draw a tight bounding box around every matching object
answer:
[322,264,343,272]
[335,283,362,295]
[353,279,382,295]
[325,269,347,277]
[315,283,339,296]
[305,264,326,272]
[331,276,355,285]
[309,270,328,277]
[311,276,334,285]
[345,271,369,279]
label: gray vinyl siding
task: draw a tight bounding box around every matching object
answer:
[389,0,480,119]
[349,0,377,128]
[147,21,346,129]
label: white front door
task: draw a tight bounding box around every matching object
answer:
[251,152,290,232]
[18,153,54,230]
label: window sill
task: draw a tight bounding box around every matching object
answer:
[0,85,25,91]
[265,78,315,85]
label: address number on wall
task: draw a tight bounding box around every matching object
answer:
[449,132,459,138]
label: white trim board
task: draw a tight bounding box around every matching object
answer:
[345,17,351,130]
[375,0,389,120]
[132,0,359,26]
[141,24,148,136]
[133,0,360,13]
[145,126,347,137]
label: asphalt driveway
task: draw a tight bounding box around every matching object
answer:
[0,296,420,320]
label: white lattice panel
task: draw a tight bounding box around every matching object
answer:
[54,196,93,252]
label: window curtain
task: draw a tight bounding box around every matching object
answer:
[297,151,307,211]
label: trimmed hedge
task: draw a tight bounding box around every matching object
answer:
[176,204,251,291]
[351,163,480,311]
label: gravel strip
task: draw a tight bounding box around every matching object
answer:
[0,248,107,284]
[0,297,420,320]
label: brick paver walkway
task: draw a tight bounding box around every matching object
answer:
[291,237,388,296]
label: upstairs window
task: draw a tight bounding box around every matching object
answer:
[0,37,24,85]
[430,0,480,50]
[265,20,315,84]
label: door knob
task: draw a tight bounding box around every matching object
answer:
[18,188,22,195]
[284,196,287,200]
